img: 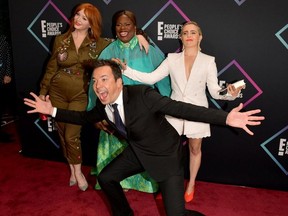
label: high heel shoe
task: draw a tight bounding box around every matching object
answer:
[79,184,88,191]
[77,173,88,191]
[69,180,77,186]
[184,186,195,202]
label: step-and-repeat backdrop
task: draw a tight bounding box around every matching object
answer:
[9,0,288,190]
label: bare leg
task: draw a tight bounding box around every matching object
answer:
[69,164,76,186]
[74,163,88,191]
[185,138,202,201]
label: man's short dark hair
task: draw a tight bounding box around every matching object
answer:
[83,59,122,80]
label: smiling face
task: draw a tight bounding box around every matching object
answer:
[92,65,123,105]
[115,14,136,43]
[73,9,91,31]
[180,23,202,49]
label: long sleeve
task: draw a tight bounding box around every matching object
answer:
[146,87,228,126]
[123,58,170,85]
[206,56,236,101]
[56,105,105,125]
[126,85,228,127]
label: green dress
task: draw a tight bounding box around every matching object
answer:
[87,36,171,192]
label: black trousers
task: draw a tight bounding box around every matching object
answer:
[97,145,186,216]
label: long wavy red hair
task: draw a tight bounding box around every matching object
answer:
[66,3,102,41]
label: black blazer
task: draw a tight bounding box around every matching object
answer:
[56,85,227,181]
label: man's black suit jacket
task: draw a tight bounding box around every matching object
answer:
[55,85,228,181]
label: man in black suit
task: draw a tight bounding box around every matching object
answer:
[24,59,264,216]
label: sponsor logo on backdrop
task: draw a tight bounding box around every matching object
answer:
[34,117,59,148]
[46,117,57,132]
[278,138,288,156]
[142,1,190,53]
[41,20,63,37]
[157,22,182,40]
[27,1,69,53]
[261,125,288,175]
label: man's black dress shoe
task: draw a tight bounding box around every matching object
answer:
[127,211,134,216]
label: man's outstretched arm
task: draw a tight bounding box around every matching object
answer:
[146,88,265,136]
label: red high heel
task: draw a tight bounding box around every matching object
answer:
[184,186,195,202]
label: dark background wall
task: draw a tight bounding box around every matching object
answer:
[8,0,288,191]
[0,0,10,37]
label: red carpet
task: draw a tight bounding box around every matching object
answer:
[1,122,288,216]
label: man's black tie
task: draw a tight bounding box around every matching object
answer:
[111,103,127,138]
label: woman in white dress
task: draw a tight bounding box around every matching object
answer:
[116,21,243,202]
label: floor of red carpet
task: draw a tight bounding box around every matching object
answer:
[1,122,288,216]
